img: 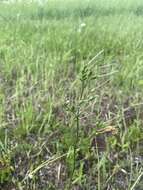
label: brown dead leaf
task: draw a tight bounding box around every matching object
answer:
[91,126,118,152]
[96,126,118,136]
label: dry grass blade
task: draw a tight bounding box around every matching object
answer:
[87,50,104,65]
[23,153,67,181]
[130,169,143,190]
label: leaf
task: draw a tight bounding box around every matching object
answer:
[96,126,118,136]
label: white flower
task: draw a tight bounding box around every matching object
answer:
[78,23,86,33]
[37,0,48,6]
[80,23,86,28]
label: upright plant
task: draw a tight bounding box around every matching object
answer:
[65,50,104,185]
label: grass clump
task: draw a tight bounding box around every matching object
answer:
[0,0,143,189]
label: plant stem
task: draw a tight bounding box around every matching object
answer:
[71,80,85,181]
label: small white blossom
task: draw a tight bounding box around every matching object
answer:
[78,22,86,33]
[80,23,86,28]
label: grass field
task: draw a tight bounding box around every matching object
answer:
[0,0,143,189]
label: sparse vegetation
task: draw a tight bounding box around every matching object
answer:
[0,0,143,189]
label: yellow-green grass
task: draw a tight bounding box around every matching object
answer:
[0,0,143,189]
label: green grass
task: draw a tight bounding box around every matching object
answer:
[0,0,143,189]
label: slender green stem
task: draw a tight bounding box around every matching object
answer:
[71,80,85,181]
